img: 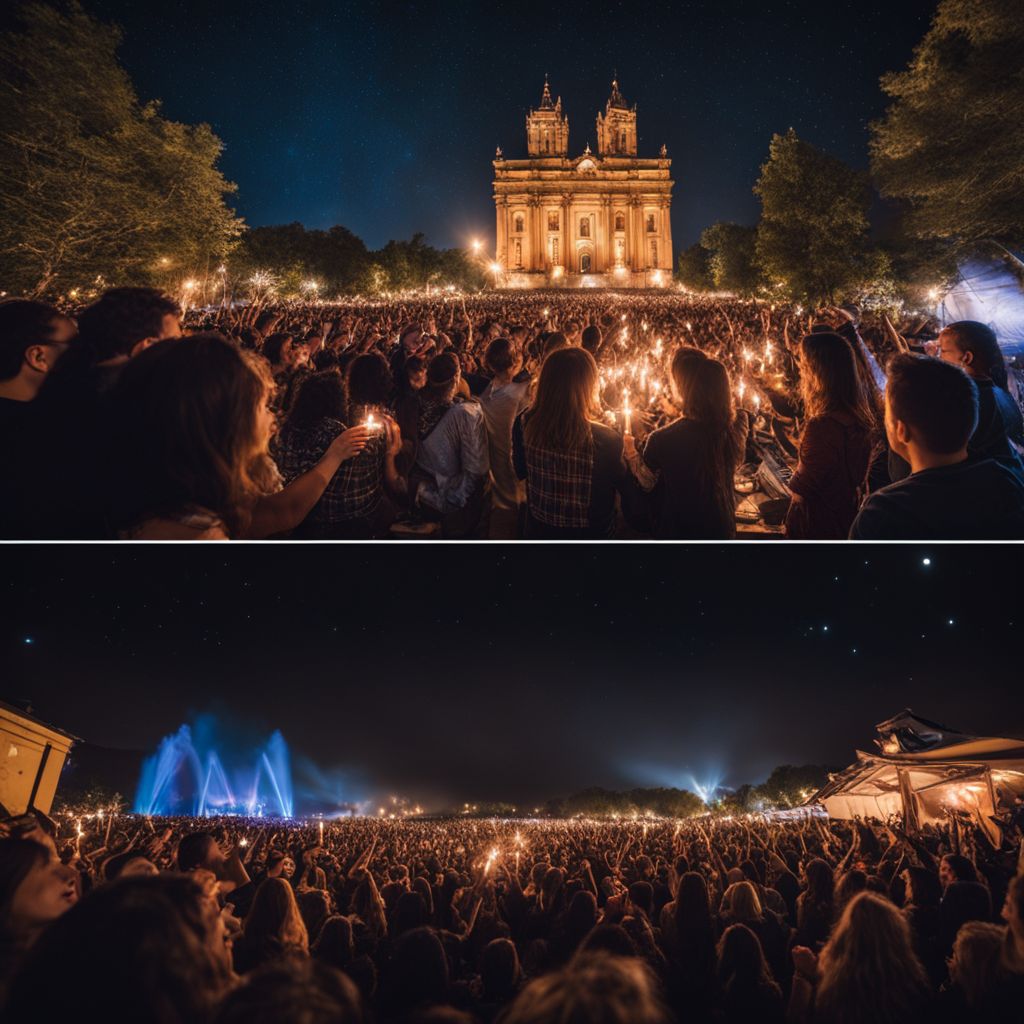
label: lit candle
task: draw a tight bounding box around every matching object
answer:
[319,819,324,845]
[363,412,382,432]
[622,388,632,435]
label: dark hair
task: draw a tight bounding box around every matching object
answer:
[4,874,231,1024]
[347,353,392,406]
[485,337,516,374]
[284,371,345,432]
[800,332,877,434]
[886,353,978,455]
[479,937,520,1002]
[0,300,67,380]
[76,287,180,362]
[717,923,780,994]
[216,959,365,1024]
[676,357,741,527]
[311,914,354,970]
[581,324,602,355]
[524,347,598,452]
[177,831,215,872]
[0,838,50,924]
[427,351,459,386]
[941,854,978,884]
[943,320,1007,388]
[262,332,293,368]
[107,335,276,536]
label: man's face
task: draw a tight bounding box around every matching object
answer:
[937,330,967,370]
[159,313,183,341]
[939,857,955,888]
[883,391,908,460]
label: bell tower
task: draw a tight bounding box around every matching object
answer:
[526,76,569,157]
[595,76,637,156]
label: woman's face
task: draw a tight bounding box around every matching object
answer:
[409,367,427,390]
[281,856,295,878]
[255,391,276,449]
[10,852,78,933]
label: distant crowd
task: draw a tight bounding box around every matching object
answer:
[1,288,1022,539]
[2,809,1023,1023]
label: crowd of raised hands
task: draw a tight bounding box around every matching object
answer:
[3,806,1023,1022]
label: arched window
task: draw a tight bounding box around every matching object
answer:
[544,131,551,154]
[646,213,656,232]
[580,252,592,273]
[619,130,627,151]
[579,217,590,238]
[514,214,524,234]
[614,212,625,231]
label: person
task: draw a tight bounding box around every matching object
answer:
[513,347,627,538]
[0,299,75,415]
[271,368,403,539]
[499,951,672,1024]
[3,874,232,1024]
[902,866,945,987]
[938,920,1021,1020]
[0,300,77,536]
[850,354,1024,539]
[0,838,78,999]
[412,351,490,537]
[718,880,790,985]
[929,321,1022,473]
[106,334,370,539]
[215,959,366,1024]
[716,923,785,1024]
[478,337,530,520]
[233,877,310,974]
[785,333,875,539]
[795,859,834,950]
[790,892,931,1024]
[624,349,745,538]
[658,871,717,1019]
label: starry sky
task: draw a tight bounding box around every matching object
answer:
[4,545,1021,810]
[78,0,938,251]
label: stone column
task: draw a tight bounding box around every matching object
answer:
[661,197,673,271]
[562,194,572,273]
[495,197,507,269]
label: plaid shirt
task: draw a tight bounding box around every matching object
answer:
[271,417,383,523]
[524,441,594,529]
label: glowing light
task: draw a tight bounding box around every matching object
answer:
[551,265,564,279]
[363,411,382,432]
[928,287,940,302]
[472,239,482,252]
[922,557,931,567]
[489,262,502,275]
[302,280,320,293]
[182,279,197,291]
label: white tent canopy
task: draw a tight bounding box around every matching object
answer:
[936,254,1024,353]
[811,710,1024,844]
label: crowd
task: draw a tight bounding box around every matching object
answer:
[1,287,1022,540]
[2,807,1023,1023]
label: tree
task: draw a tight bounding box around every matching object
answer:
[0,3,242,297]
[699,222,760,295]
[754,129,872,304]
[676,241,714,290]
[756,764,836,807]
[870,0,1024,255]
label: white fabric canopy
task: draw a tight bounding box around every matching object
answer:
[936,256,1024,352]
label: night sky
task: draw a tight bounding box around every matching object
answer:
[5,545,1021,811]
[80,0,938,251]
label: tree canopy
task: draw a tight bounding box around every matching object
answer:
[870,0,1024,255]
[754,129,873,304]
[0,2,242,298]
[699,223,759,295]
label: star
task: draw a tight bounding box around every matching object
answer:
[23,637,33,645]
[922,558,931,566]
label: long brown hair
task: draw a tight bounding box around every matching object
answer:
[816,892,929,1024]
[676,357,742,527]
[799,333,877,434]
[243,877,309,954]
[524,347,599,452]
[109,333,275,537]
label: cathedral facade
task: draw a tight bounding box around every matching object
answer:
[493,78,674,289]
